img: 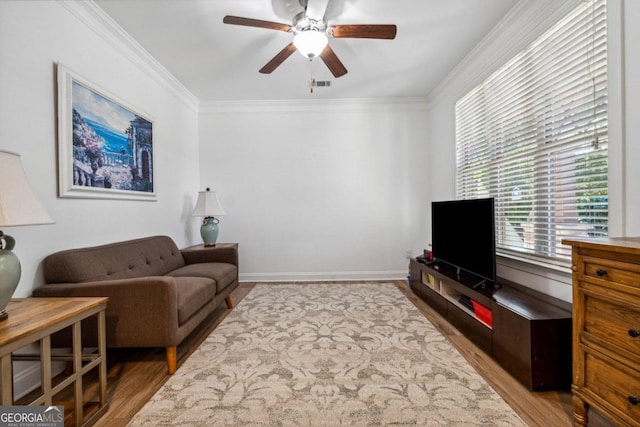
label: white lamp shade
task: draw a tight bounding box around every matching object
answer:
[0,150,54,227]
[294,30,328,58]
[192,188,226,217]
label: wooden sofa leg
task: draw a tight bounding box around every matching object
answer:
[225,295,234,309]
[166,346,177,374]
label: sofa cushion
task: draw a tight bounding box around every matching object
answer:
[168,263,237,293]
[43,236,186,283]
[175,276,217,325]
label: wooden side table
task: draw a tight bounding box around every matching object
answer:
[182,242,238,250]
[0,297,109,426]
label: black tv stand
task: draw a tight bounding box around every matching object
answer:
[417,257,436,267]
[409,257,571,391]
[472,279,488,289]
[472,279,501,290]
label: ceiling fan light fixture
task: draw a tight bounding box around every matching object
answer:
[293,30,328,59]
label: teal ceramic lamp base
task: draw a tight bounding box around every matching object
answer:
[200,216,220,247]
[0,233,22,321]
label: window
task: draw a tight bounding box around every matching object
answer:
[455,0,607,263]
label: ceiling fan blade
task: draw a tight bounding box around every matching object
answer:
[259,43,297,74]
[223,16,292,32]
[304,0,331,21]
[319,45,347,78]
[329,24,397,39]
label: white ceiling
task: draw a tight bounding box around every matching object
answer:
[94,0,519,101]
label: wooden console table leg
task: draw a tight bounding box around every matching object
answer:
[40,336,52,405]
[98,310,107,407]
[73,321,83,427]
[1,355,12,404]
[572,394,589,427]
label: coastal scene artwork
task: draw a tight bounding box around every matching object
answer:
[57,64,155,200]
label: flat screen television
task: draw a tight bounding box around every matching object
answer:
[431,197,496,285]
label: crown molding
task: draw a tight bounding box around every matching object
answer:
[199,97,429,114]
[57,0,199,112]
[427,0,581,105]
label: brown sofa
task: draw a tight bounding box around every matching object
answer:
[32,235,238,373]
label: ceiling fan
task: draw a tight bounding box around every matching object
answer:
[223,0,397,78]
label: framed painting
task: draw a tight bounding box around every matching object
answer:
[57,63,156,200]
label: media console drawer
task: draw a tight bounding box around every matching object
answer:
[493,301,572,390]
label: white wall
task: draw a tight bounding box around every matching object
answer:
[0,0,201,397]
[199,99,430,281]
[425,0,634,302]
[0,1,201,294]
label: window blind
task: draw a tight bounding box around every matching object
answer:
[455,0,608,263]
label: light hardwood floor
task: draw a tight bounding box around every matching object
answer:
[87,281,614,427]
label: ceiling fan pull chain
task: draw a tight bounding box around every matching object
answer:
[309,60,316,94]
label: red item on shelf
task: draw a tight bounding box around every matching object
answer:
[471,300,493,327]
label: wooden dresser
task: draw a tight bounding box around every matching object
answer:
[563,237,640,427]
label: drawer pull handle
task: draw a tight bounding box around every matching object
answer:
[596,269,608,277]
[629,329,640,338]
[629,396,640,406]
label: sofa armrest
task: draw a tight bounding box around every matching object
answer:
[32,276,179,346]
[181,244,238,266]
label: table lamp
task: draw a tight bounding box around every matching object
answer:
[192,187,226,247]
[0,149,54,321]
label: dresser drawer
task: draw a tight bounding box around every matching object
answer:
[583,255,640,289]
[584,352,640,424]
[584,294,640,355]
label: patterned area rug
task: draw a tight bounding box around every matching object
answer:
[129,283,526,426]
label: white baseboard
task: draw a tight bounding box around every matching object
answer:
[13,362,42,400]
[239,270,408,282]
[12,345,68,400]
[13,362,67,400]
